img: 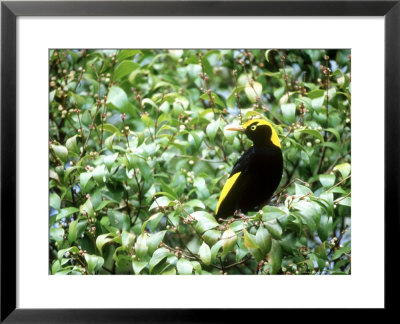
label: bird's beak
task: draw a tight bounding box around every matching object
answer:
[225,125,245,132]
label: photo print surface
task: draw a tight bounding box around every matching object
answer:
[49,49,351,275]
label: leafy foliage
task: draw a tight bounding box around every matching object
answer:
[49,49,351,275]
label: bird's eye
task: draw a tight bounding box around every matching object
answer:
[250,125,257,131]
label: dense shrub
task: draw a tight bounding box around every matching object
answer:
[49,49,351,275]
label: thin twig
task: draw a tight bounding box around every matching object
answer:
[326,175,351,192]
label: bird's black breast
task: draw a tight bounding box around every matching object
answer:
[217,144,283,219]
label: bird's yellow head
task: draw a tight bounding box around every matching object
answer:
[225,119,281,148]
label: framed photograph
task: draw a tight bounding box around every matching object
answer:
[1,0,398,321]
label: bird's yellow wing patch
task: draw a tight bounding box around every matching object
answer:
[216,172,241,215]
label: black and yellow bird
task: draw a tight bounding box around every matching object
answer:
[216,119,283,219]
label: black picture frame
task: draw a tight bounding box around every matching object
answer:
[1,0,398,322]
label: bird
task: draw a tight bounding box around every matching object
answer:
[215,118,283,220]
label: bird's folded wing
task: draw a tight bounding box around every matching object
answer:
[229,147,252,176]
[216,148,253,215]
[216,171,241,215]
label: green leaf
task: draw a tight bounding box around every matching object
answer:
[326,87,336,99]
[57,246,79,260]
[149,248,171,274]
[80,198,94,218]
[202,229,221,246]
[141,213,164,232]
[336,196,351,206]
[107,86,128,110]
[161,266,176,275]
[229,221,245,232]
[293,200,320,232]
[315,242,328,260]
[243,110,262,120]
[310,253,327,271]
[114,61,140,80]
[206,119,220,143]
[295,97,312,110]
[96,233,113,255]
[290,212,303,235]
[132,258,149,275]
[107,86,135,115]
[210,240,224,263]
[238,73,252,86]
[201,56,213,77]
[101,124,121,139]
[264,71,282,78]
[105,134,116,151]
[149,196,170,211]
[200,92,225,108]
[334,163,351,178]
[177,258,193,275]
[107,209,130,231]
[321,142,342,153]
[94,200,113,211]
[51,260,60,274]
[50,193,61,211]
[264,219,282,240]
[245,81,262,103]
[212,93,225,109]
[117,49,141,61]
[104,153,119,172]
[66,135,79,154]
[308,89,325,99]
[50,227,64,243]
[248,247,264,263]
[295,183,312,195]
[261,206,286,222]
[80,172,92,192]
[92,165,107,183]
[191,261,202,274]
[188,131,203,151]
[295,129,324,143]
[332,244,351,260]
[135,234,149,258]
[329,187,347,194]
[146,231,166,254]
[193,177,210,200]
[281,103,296,124]
[279,93,290,105]
[68,220,78,244]
[49,169,60,184]
[199,242,211,266]
[50,90,56,102]
[243,229,259,249]
[121,231,136,248]
[325,128,341,143]
[192,211,219,234]
[56,207,79,221]
[64,165,83,179]
[226,86,245,108]
[312,96,325,110]
[52,145,68,163]
[267,240,282,274]
[318,215,333,242]
[142,98,158,110]
[256,226,272,255]
[184,199,205,210]
[126,154,151,181]
[221,229,237,256]
[319,174,335,188]
[85,254,104,274]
